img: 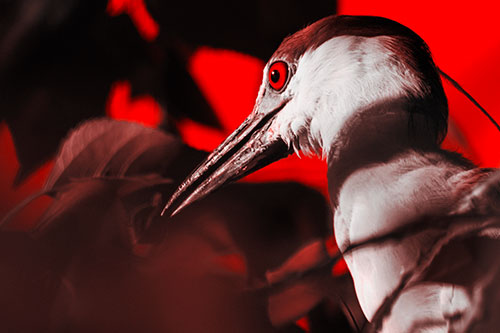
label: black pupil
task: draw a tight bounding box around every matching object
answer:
[270,69,280,83]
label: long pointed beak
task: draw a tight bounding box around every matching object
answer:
[162,101,292,217]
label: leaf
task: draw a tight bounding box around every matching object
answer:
[0,124,54,229]
[1,0,338,182]
[264,239,365,331]
[1,118,184,229]
[268,271,332,327]
[266,239,330,285]
[0,191,52,228]
[149,0,337,60]
[0,230,62,331]
[34,176,172,240]
[44,118,183,190]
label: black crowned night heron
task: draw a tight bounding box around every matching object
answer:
[164,15,500,332]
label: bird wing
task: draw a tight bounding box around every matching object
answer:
[451,168,500,221]
[372,168,500,332]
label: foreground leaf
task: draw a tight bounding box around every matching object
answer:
[44,118,183,190]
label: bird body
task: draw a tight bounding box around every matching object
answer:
[166,15,500,332]
[332,148,482,318]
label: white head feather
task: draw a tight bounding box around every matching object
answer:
[266,35,427,159]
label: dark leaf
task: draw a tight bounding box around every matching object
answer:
[0,1,168,180]
[0,230,61,331]
[163,46,222,128]
[1,0,338,181]
[148,0,337,60]
[163,182,332,280]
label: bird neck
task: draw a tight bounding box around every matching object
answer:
[326,102,441,208]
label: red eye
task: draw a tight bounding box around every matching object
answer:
[268,61,288,91]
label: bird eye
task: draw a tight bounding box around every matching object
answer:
[268,61,289,91]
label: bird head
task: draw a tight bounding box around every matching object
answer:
[163,15,448,216]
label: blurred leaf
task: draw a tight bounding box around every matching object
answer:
[44,118,181,190]
[171,182,332,280]
[1,119,190,229]
[268,272,332,327]
[0,230,62,332]
[163,47,222,128]
[264,239,365,332]
[0,191,51,229]
[35,176,171,236]
[1,118,342,331]
[147,0,337,60]
[266,239,330,285]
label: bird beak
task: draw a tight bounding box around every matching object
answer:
[162,101,292,217]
